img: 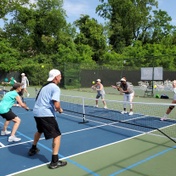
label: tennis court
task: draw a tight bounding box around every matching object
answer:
[0,88,176,176]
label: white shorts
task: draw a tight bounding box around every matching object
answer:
[123,92,134,102]
[22,84,27,89]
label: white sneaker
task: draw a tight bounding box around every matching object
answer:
[104,106,107,109]
[1,130,11,135]
[94,105,98,108]
[8,136,21,142]
[121,111,127,114]
[14,104,21,107]
[129,111,134,116]
[160,117,167,121]
[27,93,30,97]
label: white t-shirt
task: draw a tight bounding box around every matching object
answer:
[21,76,29,88]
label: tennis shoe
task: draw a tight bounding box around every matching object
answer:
[160,117,167,121]
[121,111,127,114]
[129,111,134,116]
[49,160,67,169]
[28,147,40,156]
[14,104,21,107]
[104,106,107,109]
[1,130,11,135]
[8,135,21,142]
[94,105,98,108]
[27,93,30,97]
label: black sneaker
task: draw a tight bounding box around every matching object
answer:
[49,160,67,169]
[28,147,40,156]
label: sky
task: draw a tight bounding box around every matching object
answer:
[63,0,176,25]
[63,0,106,24]
[0,0,176,27]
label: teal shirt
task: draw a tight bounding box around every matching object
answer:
[9,78,16,86]
[0,90,18,114]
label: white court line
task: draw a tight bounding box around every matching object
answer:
[62,112,150,134]
[4,112,172,176]
[0,142,5,147]
[2,112,165,175]
[0,112,169,149]
[8,133,145,176]
[0,113,148,149]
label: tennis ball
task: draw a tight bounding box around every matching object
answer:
[154,85,157,89]
[41,65,44,68]
[92,81,95,84]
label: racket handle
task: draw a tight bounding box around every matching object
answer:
[26,108,33,111]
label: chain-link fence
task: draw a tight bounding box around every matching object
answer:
[1,63,176,89]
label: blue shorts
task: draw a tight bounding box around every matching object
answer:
[34,117,61,140]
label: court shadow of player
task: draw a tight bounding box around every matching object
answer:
[8,142,49,163]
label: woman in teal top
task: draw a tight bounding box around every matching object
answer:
[0,83,29,142]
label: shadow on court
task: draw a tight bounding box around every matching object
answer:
[8,143,49,163]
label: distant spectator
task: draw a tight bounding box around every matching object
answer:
[21,73,30,97]
[9,77,17,86]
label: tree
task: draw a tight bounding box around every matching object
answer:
[122,40,176,70]
[3,0,67,56]
[0,39,20,72]
[138,9,173,44]
[96,0,159,52]
[74,15,107,63]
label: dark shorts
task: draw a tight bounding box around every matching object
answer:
[96,94,105,99]
[18,89,24,96]
[34,116,61,140]
[0,109,17,121]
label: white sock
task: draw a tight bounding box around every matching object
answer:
[164,113,168,118]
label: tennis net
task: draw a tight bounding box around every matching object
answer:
[61,94,176,143]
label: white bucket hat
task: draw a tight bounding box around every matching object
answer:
[120,78,126,82]
[96,79,101,82]
[47,69,61,81]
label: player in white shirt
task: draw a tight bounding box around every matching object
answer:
[161,80,176,121]
[21,73,30,97]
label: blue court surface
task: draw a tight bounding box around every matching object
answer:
[0,98,176,176]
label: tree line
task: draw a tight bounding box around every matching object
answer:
[0,0,176,83]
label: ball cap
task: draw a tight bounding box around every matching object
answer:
[21,73,25,76]
[13,83,23,89]
[120,78,126,82]
[96,79,101,82]
[47,69,61,81]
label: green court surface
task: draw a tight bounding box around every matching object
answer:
[2,86,176,176]
[14,135,176,176]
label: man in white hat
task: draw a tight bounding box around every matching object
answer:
[28,69,67,169]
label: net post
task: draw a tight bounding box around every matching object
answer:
[79,97,88,124]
